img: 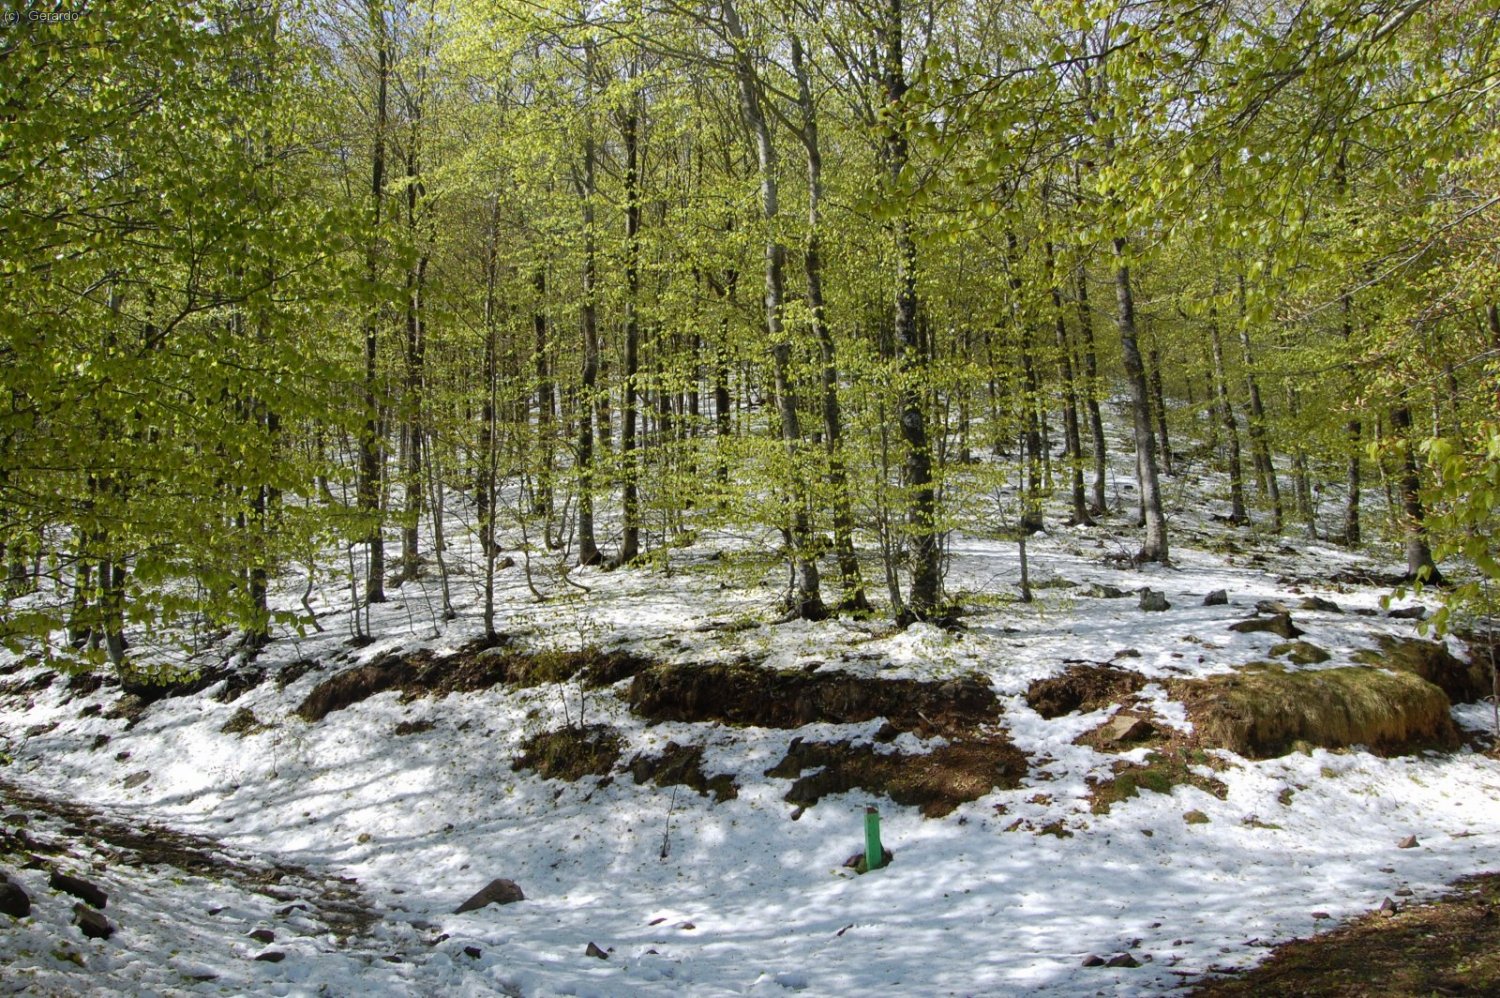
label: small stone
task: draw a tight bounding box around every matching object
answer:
[1312,911,1331,920]
[585,941,608,960]
[1255,599,1291,615]
[73,903,114,940]
[51,870,107,909]
[1114,648,1142,659]
[253,950,286,963]
[1138,589,1170,612]
[1299,596,1342,613]
[1378,897,1398,917]
[454,878,525,913]
[0,876,30,919]
[1397,834,1419,849]
[1183,810,1210,825]
[1387,606,1427,620]
[464,946,481,959]
[678,921,696,930]
[1106,952,1141,968]
[1097,712,1157,744]
[789,806,805,821]
[248,928,275,944]
[356,833,371,845]
[649,917,666,925]
[873,722,900,743]
[122,771,151,789]
[1081,954,1105,967]
[1089,584,1128,599]
[1229,612,1303,639]
[1395,887,1414,897]
[1203,590,1228,607]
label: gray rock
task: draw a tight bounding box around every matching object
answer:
[73,903,114,940]
[1397,834,1419,849]
[585,941,609,960]
[1203,590,1228,607]
[1081,954,1105,967]
[51,870,107,909]
[1089,584,1129,599]
[1138,590,1170,612]
[1097,713,1157,745]
[253,950,286,962]
[0,875,30,919]
[122,771,151,789]
[249,928,275,943]
[1255,599,1291,615]
[1106,952,1141,968]
[1388,606,1427,620]
[1299,596,1342,613]
[454,878,525,914]
[1229,613,1303,640]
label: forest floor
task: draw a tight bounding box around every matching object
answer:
[3,431,1500,996]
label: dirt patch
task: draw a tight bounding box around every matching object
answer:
[512,725,622,782]
[1352,635,1491,704]
[766,736,1026,817]
[220,707,270,737]
[0,670,54,700]
[1087,746,1229,814]
[1191,872,1500,997]
[119,662,266,706]
[628,664,997,739]
[629,742,738,802]
[296,640,649,722]
[1026,664,1148,719]
[1170,664,1457,759]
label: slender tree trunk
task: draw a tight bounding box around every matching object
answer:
[1148,336,1173,477]
[532,265,554,524]
[359,1,389,604]
[1237,275,1282,532]
[793,33,867,612]
[724,0,824,619]
[1390,400,1442,583]
[575,43,601,567]
[400,106,427,583]
[1047,241,1092,526]
[1113,237,1168,562]
[1208,290,1247,524]
[615,91,642,567]
[1075,262,1108,514]
[882,0,940,620]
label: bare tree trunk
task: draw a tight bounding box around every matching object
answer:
[1208,291,1247,524]
[1075,262,1108,514]
[1237,275,1282,532]
[1390,400,1442,583]
[614,87,642,568]
[724,0,824,619]
[882,0,940,620]
[575,41,601,567]
[1113,237,1168,562]
[1048,241,1092,526]
[359,0,389,604]
[793,33,867,612]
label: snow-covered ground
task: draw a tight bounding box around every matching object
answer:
[4,427,1498,997]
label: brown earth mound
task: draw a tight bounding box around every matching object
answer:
[1170,664,1457,758]
[629,742,738,802]
[627,663,997,738]
[512,725,622,782]
[297,640,649,722]
[1026,664,1148,718]
[1352,635,1491,704]
[766,735,1026,817]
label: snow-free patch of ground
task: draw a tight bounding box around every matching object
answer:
[4,429,1498,996]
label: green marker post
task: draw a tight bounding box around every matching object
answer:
[864,806,883,872]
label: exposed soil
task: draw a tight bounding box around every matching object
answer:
[1087,746,1230,815]
[628,742,738,802]
[0,776,376,941]
[1170,664,1458,759]
[512,725,622,782]
[1352,634,1491,704]
[766,735,1027,817]
[297,640,649,722]
[628,663,998,739]
[1191,872,1500,997]
[1025,663,1148,719]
